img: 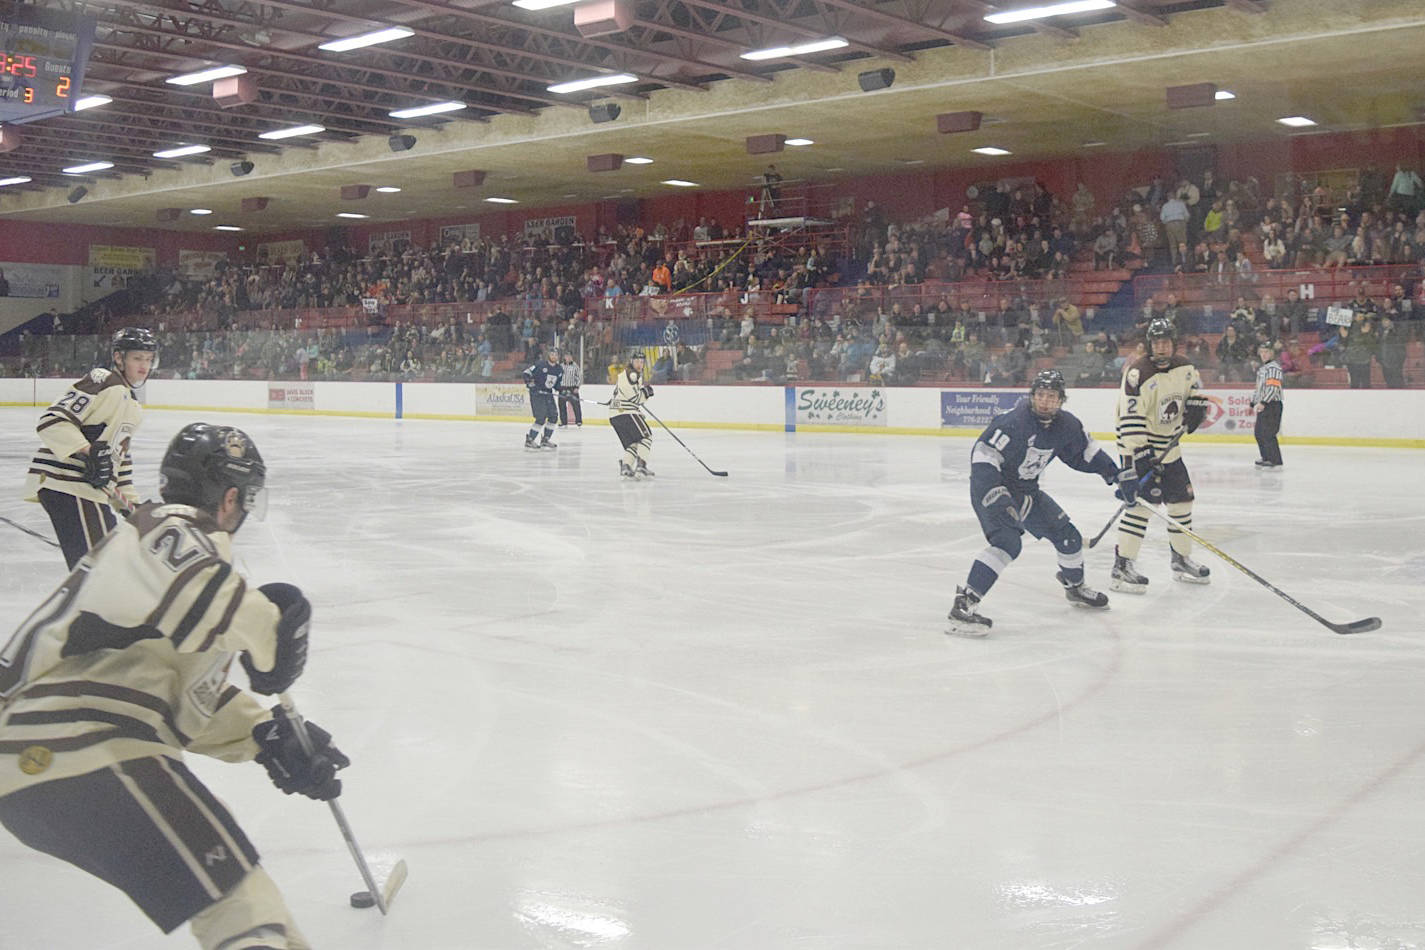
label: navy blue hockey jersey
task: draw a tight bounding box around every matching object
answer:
[969,399,1117,499]
[522,359,563,396]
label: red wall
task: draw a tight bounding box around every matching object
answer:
[0,220,237,267]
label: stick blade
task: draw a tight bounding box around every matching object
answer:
[1330,617,1382,635]
[710,470,728,477]
[375,859,409,916]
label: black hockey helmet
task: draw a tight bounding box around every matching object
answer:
[1028,368,1067,421]
[1145,318,1175,343]
[628,348,646,363]
[1146,317,1176,367]
[159,423,267,524]
[112,326,158,354]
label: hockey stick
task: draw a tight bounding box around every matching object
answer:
[0,514,60,548]
[101,485,135,516]
[639,403,729,478]
[1087,430,1184,549]
[277,692,409,914]
[1138,506,1382,635]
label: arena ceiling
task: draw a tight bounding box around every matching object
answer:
[0,0,1423,233]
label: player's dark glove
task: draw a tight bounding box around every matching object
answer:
[1128,444,1156,481]
[1114,466,1139,505]
[1184,394,1209,433]
[641,384,654,399]
[240,583,310,696]
[980,485,1020,524]
[252,706,349,801]
[81,441,114,488]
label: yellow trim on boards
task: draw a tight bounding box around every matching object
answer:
[4,401,1421,448]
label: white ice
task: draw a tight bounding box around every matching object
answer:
[1,406,1424,950]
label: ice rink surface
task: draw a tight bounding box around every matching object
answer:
[1,405,1423,950]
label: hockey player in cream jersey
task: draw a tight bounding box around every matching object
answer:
[25,327,157,568]
[0,423,348,950]
[1112,318,1212,591]
[609,349,655,477]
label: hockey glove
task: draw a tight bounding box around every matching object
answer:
[240,583,311,696]
[1184,394,1210,433]
[82,441,114,488]
[641,384,654,399]
[1114,466,1139,505]
[252,706,349,801]
[980,485,1021,524]
[1128,444,1157,481]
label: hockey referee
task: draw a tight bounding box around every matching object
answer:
[1252,342,1284,468]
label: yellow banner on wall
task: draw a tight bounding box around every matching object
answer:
[87,245,156,271]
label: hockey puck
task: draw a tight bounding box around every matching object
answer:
[349,890,376,909]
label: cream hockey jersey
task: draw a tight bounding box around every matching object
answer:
[609,365,650,416]
[24,368,143,507]
[0,503,283,797]
[1116,355,1202,465]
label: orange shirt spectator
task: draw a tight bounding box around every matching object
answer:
[651,261,672,292]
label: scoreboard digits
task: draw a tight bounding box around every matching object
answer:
[0,9,94,123]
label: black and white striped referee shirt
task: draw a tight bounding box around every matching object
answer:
[1252,359,1284,404]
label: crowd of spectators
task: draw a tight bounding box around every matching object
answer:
[8,160,1424,389]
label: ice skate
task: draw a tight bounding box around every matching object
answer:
[524,434,539,450]
[619,460,636,478]
[1254,459,1271,467]
[1171,549,1211,584]
[540,437,557,449]
[1057,572,1109,608]
[636,460,654,478]
[1110,552,1149,594]
[945,586,992,638]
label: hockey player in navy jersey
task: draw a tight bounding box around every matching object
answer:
[522,343,563,449]
[946,370,1138,637]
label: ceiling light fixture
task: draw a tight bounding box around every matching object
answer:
[740,37,848,61]
[153,144,212,159]
[1081,140,1108,147]
[62,161,114,174]
[1277,115,1317,127]
[258,124,325,140]
[0,176,31,186]
[190,208,213,215]
[983,0,1115,24]
[485,197,519,204]
[512,0,580,9]
[166,65,247,86]
[972,146,1012,156]
[336,212,368,218]
[624,156,654,164]
[785,138,814,146]
[318,26,414,52]
[72,94,112,111]
[661,179,698,187]
[214,225,243,231]
[547,73,638,94]
[1214,90,1236,100]
[388,101,467,119]
[376,186,402,193]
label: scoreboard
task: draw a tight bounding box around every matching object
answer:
[0,7,96,124]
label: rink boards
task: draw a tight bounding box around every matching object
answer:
[2,377,1422,447]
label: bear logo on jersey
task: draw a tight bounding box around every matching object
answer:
[1158,398,1182,425]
